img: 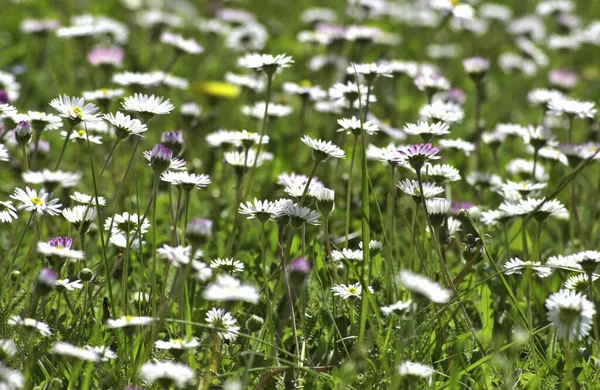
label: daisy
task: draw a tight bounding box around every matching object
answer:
[37,237,84,260]
[155,338,200,351]
[332,248,364,262]
[224,150,270,168]
[160,31,203,54]
[143,144,186,172]
[210,258,244,273]
[87,46,124,67]
[517,197,569,221]
[0,339,16,358]
[180,102,202,118]
[226,23,268,52]
[462,57,491,79]
[103,112,148,139]
[331,282,373,299]
[397,270,451,303]
[403,121,450,142]
[106,315,153,329]
[157,245,200,267]
[503,258,551,278]
[238,198,280,222]
[366,144,403,165]
[527,89,564,107]
[328,81,369,106]
[64,129,103,144]
[205,308,240,340]
[547,97,596,119]
[49,95,101,125]
[414,73,450,94]
[381,300,414,316]
[283,82,326,101]
[139,361,194,389]
[394,143,441,170]
[0,200,17,223]
[397,179,444,199]
[8,316,52,336]
[10,187,62,215]
[347,62,393,83]
[121,94,174,118]
[22,170,81,189]
[226,72,265,92]
[70,192,106,206]
[85,346,117,361]
[506,159,548,181]
[575,251,600,275]
[112,71,163,88]
[439,138,475,156]
[549,69,578,91]
[501,181,547,196]
[241,102,293,119]
[26,111,63,131]
[301,135,345,161]
[547,254,582,271]
[546,289,595,340]
[191,260,213,282]
[161,171,211,191]
[0,103,17,119]
[337,116,379,136]
[237,53,294,74]
[104,212,150,235]
[312,187,335,214]
[83,88,125,102]
[421,163,462,182]
[55,279,84,291]
[398,361,434,384]
[52,342,99,362]
[419,101,464,123]
[522,125,554,149]
[280,203,321,226]
[202,274,259,303]
[0,364,24,389]
[564,274,598,293]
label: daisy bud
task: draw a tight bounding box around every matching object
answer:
[10,270,20,282]
[34,268,57,296]
[0,90,8,104]
[185,217,213,246]
[15,120,32,145]
[313,187,335,215]
[147,144,174,174]
[161,130,184,157]
[246,314,264,333]
[289,256,311,277]
[79,268,94,282]
[462,57,490,83]
[425,198,451,227]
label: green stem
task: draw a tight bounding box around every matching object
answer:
[21,144,29,171]
[151,172,160,317]
[298,159,320,206]
[345,134,359,248]
[54,123,75,171]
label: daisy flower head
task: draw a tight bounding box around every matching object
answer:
[155,338,200,352]
[157,244,195,267]
[547,97,596,119]
[22,169,81,190]
[312,187,335,214]
[160,31,203,55]
[70,192,106,206]
[26,111,63,131]
[564,274,598,293]
[237,53,294,75]
[575,250,600,275]
[144,144,186,173]
[64,128,103,145]
[55,278,84,292]
[210,258,245,274]
[549,69,578,92]
[414,73,450,97]
[241,101,292,119]
[366,144,403,165]
[191,260,213,282]
[328,81,370,107]
[397,270,451,303]
[419,101,464,123]
[161,171,211,192]
[238,198,280,222]
[282,81,326,101]
[523,125,554,150]
[517,197,569,222]
[0,200,18,223]
[226,22,269,52]
[501,180,547,197]
[506,158,548,182]
[332,248,364,262]
[112,71,163,88]
[205,308,240,341]
[337,116,379,136]
[203,274,259,303]
[280,203,321,227]
[52,342,99,362]
[85,346,117,362]
[180,102,202,118]
[394,143,441,171]
[103,111,148,140]
[10,187,62,216]
[38,237,84,261]
[462,56,491,81]
[139,361,194,389]
[398,361,434,384]
[121,93,174,120]
[347,62,393,83]
[8,316,52,336]
[546,289,595,340]
[83,88,125,103]
[381,300,414,316]
[49,95,100,125]
[0,364,24,389]
[301,135,345,161]
[226,72,265,93]
[403,121,450,142]
[439,138,475,156]
[397,179,444,201]
[106,315,153,330]
[527,89,564,108]
[87,46,124,67]
[503,258,551,278]
[331,282,373,299]
[104,212,150,236]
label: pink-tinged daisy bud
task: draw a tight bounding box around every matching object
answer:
[15,120,32,145]
[443,89,467,105]
[289,256,312,276]
[147,144,174,174]
[185,217,213,247]
[161,130,184,156]
[0,90,8,104]
[549,69,578,92]
[35,268,58,296]
[47,236,74,249]
[87,46,124,68]
[462,57,490,82]
[394,143,441,171]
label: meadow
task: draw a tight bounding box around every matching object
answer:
[0,0,600,388]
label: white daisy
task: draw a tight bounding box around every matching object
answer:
[419,101,464,123]
[104,212,150,235]
[238,198,280,221]
[103,111,148,139]
[55,279,84,291]
[8,316,52,336]
[22,170,81,188]
[237,53,294,73]
[49,95,101,125]
[65,129,103,144]
[0,200,18,223]
[10,187,62,215]
[26,111,63,131]
[70,192,106,206]
[160,171,211,191]
[547,97,596,119]
[332,248,364,262]
[37,239,84,260]
[421,163,462,182]
[112,71,164,88]
[397,179,444,199]
[160,31,203,54]
[439,138,475,156]
[202,275,259,303]
[301,135,345,160]
[403,121,450,141]
[226,72,265,92]
[397,270,451,303]
[546,289,595,340]
[155,338,200,351]
[337,116,379,136]
[105,315,153,329]
[121,94,174,117]
[52,342,99,362]
[205,308,240,341]
[241,101,293,119]
[331,282,373,299]
[381,300,414,316]
[279,203,321,226]
[139,361,194,389]
[398,361,434,383]
[85,346,117,361]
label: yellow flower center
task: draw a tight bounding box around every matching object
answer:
[172,338,183,344]
[78,129,86,137]
[347,287,357,295]
[101,88,109,95]
[300,80,312,88]
[381,119,391,126]
[450,0,460,5]
[72,106,83,119]
[125,315,135,322]
[30,197,45,206]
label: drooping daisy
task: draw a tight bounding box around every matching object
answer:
[397,270,451,303]
[160,31,203,54]
[8,316,52,336]
[403,121,450,142]
[202,274,259,303]
[139,361,194,389]
[0,200,17,223]
[49,95,101,125]
[337,116,379,136]
[301,135,346,161]
[105,315,153,329]
[10,187,62,215]
[121,94,174,118]
[546,289,595,340]
[331,282,373,299]
[37,237,84,260]
[205,308,240,341]
[381,300,414,316]
[52,342,100,362]
[103,111,148,139]
[237,53,294,74]
[160,171,210,191]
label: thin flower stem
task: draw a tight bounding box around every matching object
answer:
[323,216,339,283]
[570,180,588,248]
[532,148,539,180]
[172,187,183,245]
[31,126,43,170]
[182,189,191,244]
[21,144,29,171]
[587,275,600,359]
[345,134,359,248]
[5,213,34,285]
[298,159,320,206]
[151,172,160,317]
[54,123,75,171]
[225,173,245,257]
[474,81,483,170]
